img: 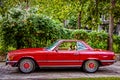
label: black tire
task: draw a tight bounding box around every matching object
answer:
[18,59,35,73]
[83,60,99,73]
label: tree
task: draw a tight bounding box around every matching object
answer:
[1,0,120,52]
[0,0,38,16]
[37,0,92,29]
[108,0,115,51]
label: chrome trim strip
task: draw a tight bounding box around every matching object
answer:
[101,60,116,62]
[6,61,18,63]
[37,60,83,63]
[40,65,82,67]
[37,60,115,63]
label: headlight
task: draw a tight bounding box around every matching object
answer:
[9,55,14,61]
[7,54,15,61]
[113,55,116,60]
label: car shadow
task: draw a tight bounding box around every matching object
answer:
[35,67,83,72]
[4,66,117,75]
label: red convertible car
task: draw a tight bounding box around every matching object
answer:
[6,40,116,73]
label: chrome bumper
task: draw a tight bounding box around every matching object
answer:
[6,60,18,67]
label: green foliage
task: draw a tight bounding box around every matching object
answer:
[0,4,120,54]
[71,29,120,53]
[113,35,120,53]
[66,16,77,29]
[1,0,120,31]
[60,28,72,39]
[88,31,108,49]
[1,7,62,51]
[0,0,39,16]
[71,29,88,41]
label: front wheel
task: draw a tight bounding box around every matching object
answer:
[18,59,36,73]
[83,60,99,73]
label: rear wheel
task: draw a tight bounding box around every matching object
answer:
[83,60,99,73]
[18,59,35,73]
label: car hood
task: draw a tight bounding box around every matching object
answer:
[8,48,46,54]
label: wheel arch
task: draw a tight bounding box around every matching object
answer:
[82,58,101,67]
[17,56,39,67]
[82,59,101,73]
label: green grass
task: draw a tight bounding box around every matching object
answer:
[52,77,120,80]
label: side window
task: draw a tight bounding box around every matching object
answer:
[77,42,87,50]
[58,42,76,51]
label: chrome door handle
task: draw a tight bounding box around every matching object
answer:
[74,53,79,55]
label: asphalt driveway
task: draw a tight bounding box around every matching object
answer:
[0,61,120,79]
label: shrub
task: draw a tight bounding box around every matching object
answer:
[113,35,120,53]
[71,29,120,53]
[1,7,62,51]
[71,29,88,41]
[88,31,108,49]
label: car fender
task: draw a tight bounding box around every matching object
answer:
[82,58,100,65]
[18,56,38,65]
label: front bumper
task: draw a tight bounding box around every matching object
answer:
[6,60,18,67]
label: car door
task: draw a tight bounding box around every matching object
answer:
[46,41,82,67]
[76,41,90,62]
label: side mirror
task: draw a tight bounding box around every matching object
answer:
[55,49,58,52]
[54,48,58,52]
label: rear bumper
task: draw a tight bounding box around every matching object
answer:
[101,60,116,63]
[101,60,116,66]
[6,60,18,67]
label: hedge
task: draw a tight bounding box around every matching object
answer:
[71,29,120,53]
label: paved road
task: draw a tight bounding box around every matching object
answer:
[0,61,120,79]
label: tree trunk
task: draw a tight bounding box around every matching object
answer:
[108,0,115,51]
[95,0,99,29]
[78,11,81,29]
[77,0,82,29]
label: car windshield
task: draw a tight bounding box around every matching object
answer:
[46,40,59,50]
